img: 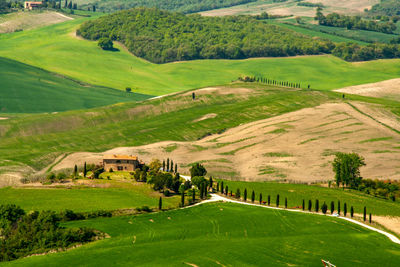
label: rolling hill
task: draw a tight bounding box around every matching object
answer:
[0,57,151,113]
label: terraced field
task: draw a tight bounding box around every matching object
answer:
[4,202,400,266]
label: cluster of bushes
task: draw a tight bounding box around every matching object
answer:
[77,8,334,63]
[316,11,397,34]
[356,179,399,201]
[367,0,400,17]
[239,76,303,89]
[297,2,324,8]
[79,0,256,14]
[332,42,400,63]
[0,204,98,262]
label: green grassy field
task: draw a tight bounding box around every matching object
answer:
[5,202,400,266]
[0,181,180,212]
[0,57,151,113]
[0,83,336,171]
[219,180,400,217]
[1,18,400,96]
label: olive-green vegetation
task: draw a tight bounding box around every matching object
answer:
[78,8,334,63]
[219,180,400,217]
[75,0,256,13]
[5,203,400,266]
[0,83,335,171]
[0,181,180,212]
[0,204,97,262]
[368,0,400,16]
[2,18,400,94]
[0,57,151,113]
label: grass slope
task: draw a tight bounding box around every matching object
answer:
[220,180,400,217]
[1,18,400,95]
[0,57,151,113]
[0,84,335,170]
[5,203,400,266]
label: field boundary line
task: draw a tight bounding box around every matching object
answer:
[195,194,400,245]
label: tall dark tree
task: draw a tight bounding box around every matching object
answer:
[170,160,174,172]
[74,164,78,177]
[259,193,262,204]
[181,191,185,207]
[162,160,165,171]
[268,195,270,206]
[302,199,305,211]
[369,213,372,224]
[285,197,287,208]
[67,1,72,9]
[363,206,367,221]
[243,188,247,202]
[236,188,241,200]
[166,158,170,171]
[209,177,213,188]
[159,197,162,210]
[175,163,178,173]
[308,200,312,212]
[330,201,335,214]
[92,5,95,12]
[251,190,255,203]
[83,162,87,177]
[221,181,224,193]
[315,199,319,213]
[192,189,195,203]
[225,186,228,196]
[351,206,354,218]
[344,203,347,217]
[322,202,328,214]
[337,200,341,215]
[73,3,77,9]
[64,0,67,8]
[276,194,280,207]
[216,182,219,192]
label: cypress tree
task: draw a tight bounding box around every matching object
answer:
[315,199,319,213]
[322,202,328,214]
[268,195,271,206]
[259,193,262,204]
[344,203,347,217]
[236,188,241,199]
[243,188,247,202]
[192,189,195,203]
[74,164,78,177]
[216,182,219,192]
[251,190,255,203]
[351,206,354,218]
[64,0,67,8]
[276,194,280,207]
[175,163,178,173]
[83,162,87,177]
[330,201,334,214]
[363,206,367,221]
[338,200,341,215]
[230,190,232,196]
[170,160,174,172]
[209,177,213,188]
[181,191,185,207]
[285,197,287,208]
[166,158,170,171]
[162,160,165,171]
[302,199,305,210]
[92,5,96,12]
[67,1,72,9]
[221,181,224,193]
[225,185,228,195]
[308,200,312,212]
[159,197,162,210]
[369,213,372,223]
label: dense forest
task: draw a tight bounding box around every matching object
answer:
[0,204,97,262]
[332,42,400,61]
[368,0,400,16]
[78,0,256,13]
[78,8,335,63]
[316,11,397,34]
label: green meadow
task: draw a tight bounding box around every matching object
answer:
[1,18,400,96]
[219,180,400,217]
[5,202,400,266]
[0,57,151,113]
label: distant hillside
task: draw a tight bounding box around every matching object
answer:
[368,0,400,16]
[0,57,151,113]
[78,8,334,63]
[75,0,257,13]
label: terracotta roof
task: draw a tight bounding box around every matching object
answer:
[103,155,138,160]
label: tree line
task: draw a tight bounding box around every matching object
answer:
[239,75,303,89]
[316,9,397,34]
[0,204,98,262]
[367,0,400,17]
[77,8,335,64]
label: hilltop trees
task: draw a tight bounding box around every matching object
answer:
[190,163,207,178]
[332,152,365,189]
[98,38,114,51]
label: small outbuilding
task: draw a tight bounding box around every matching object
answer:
[103,155,141,172]
[24,1,42,10]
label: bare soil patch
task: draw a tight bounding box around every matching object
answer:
[0,11,72,33]
[0,117,8,120]
[335,78,400,102]
[54,101,400,182]
[373,216,400,236]
[193,113,217,122]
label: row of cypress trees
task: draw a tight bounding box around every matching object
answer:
[239,76,303,89]
[215,182,372,223]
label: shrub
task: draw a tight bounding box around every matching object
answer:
[164,189,170,197]
[321,202,328,214]
[98,37,114,50]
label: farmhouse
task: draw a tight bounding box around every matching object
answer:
[24,1,42,10]
[103,155,141,172]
